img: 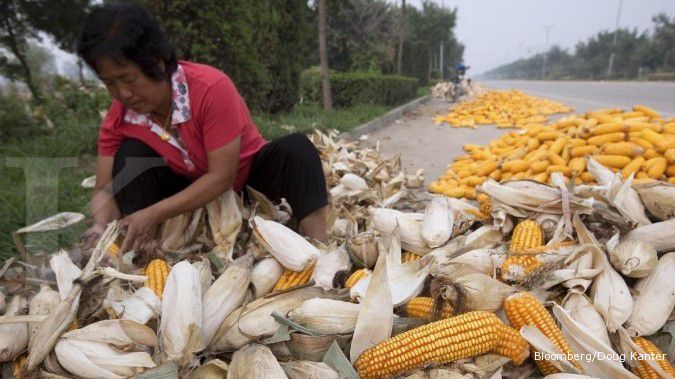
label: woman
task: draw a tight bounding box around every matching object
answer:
[79,3,328,253]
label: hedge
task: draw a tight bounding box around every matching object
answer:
[300,69,419,108]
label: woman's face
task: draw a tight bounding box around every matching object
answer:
[96,57,169,115]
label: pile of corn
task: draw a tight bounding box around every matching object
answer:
[433,89,572,129]
[2,129,675,379]
[430,105,675,198]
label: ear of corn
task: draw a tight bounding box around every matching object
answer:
[145,259,170,298]
[345,268,370,289]
[492,323,530,366]
[502,220,546,281]
[631,337,675,379]
[354,311,502,378]
[592,155,632,169]
[504,292,580,375]
[274,260,316,291]
[402,251,422,263]
[508,220,543,252]
[403,297,454,319]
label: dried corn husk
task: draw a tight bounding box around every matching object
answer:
[350,253,393,363]
[158,261,204,364]
[608,240,657,278]
[519,326,579,374]
[251,258,284,298]
[15,212,84,234]
[104,286,161,324]
[421,196,454,248]
[449,248,504,276]
[623,218,675,253]
[202,255,252,346]
[227,343,287,379]
[634,182,675,220]
[462,225,503,251]
[0,290,4,314]
[435,273,516,313]
[372,208,430,254]
[280,361,339,379]
[330,173,369,200]
[626,252,675,336]
[346,231,378,268]
[210,286,334,352]
[562,293,611,346]
[161,209,201,251]
[604,173,651,227]
[28,285,60,349]
[288,298,361,335]
[193,257,214,296]
[55,320,156,379]
[311,245,352,290]
[251,216,320,271]
[586,156,614,186]
[350,259,429,307]
[552,304,637,379]
[0,295,28,362]
[535,213,561,241]
[206,190,242,263]
[187,359,229,379]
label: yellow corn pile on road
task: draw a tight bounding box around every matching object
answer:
[430,104,675,198]
[434,90,572,129]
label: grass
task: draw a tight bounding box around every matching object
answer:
[0,85,429,261]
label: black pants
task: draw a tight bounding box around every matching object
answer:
[112,133,328,222]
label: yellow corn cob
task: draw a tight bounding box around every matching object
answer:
[571,145,599,157]
[640,129,663,146]
[546,165,573,177]
[664,123,675,134]
[465,187,476,199]
[631,337,675,379]
[656,139,675,153]
[403,297,454,319]
[527,138,541,151]
[633,105,660,119]
[402,251,422,263]
[509,220,544,252]
[549,138,568,155]
[145,259,170,298]
[106,242,120,257]
[669,177,675,184]
[504,292,581,375]
[492,323,530,366]
[568,157,586,174]
[667,165,675,177]
[591,122,625,135]
[502,220,546,280]
[345,268,370,289]
[633,178,657,185]
[530,160,549,174]
[622,157,646,179]
[630,137,654,150]
[646,157,667,179]
[537,131,562,141]
[467,176,487,186]
[502,159,529,173]
[274,260,316,291]
[561,146,571,162]
[587,132,625,146]
[354,311,503,379]
[533,172,549,183]
[477,161,499,176]
[549,153,566,166]
[666,149,675,164]
[602,142,644,157]
[443,187,466,198]
[489,169,502,181]
[569,138,586,147]
[592,155,632,169]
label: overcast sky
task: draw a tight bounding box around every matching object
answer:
[406,0,675,74]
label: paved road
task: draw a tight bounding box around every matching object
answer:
[367,80,675,186]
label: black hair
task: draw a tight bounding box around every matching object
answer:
[77,2,177,81]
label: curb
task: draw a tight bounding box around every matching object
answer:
[344,94,431,139]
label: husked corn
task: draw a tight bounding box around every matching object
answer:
[631,337,675,379]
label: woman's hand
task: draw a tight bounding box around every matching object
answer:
[81,223,106,253]
[120,207,160,253]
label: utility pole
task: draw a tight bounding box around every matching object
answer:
[440,42,444,79]
[607,0,624,79]
[541,25,554,80]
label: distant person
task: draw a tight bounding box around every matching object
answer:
[79,3,328,253]
[452,64,470,83]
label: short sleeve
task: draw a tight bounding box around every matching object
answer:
[97,101,124,156]
[199,77,245,152]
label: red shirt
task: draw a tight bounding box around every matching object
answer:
[98,61,267,192]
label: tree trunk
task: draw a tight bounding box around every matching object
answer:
[77,57,86,86]
[396,0,405,75]
[2,13,41,101]
[318,0,332,111]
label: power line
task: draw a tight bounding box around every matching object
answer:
[607,0,624,79]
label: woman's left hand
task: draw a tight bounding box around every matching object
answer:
[120,207,160,253]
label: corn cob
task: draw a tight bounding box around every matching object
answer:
[667,165,675,177]
[603,142,644,157]
[622,157,646,179]
[354,311,502,379]
[492,323,530,366]
[571,145,599,157]
[666,149,675,164]
[145,259,170,298]
[631,337,675,379]
[508,220,544,252]
[549,153,567,166]
[531,160,549,173]
[568,157,587,174]
[646,157,667,179]
[403,297,454,319]
[402,251,422,263]
[345,268,370,289]
[592,155,632,169]
[504,292,580,375]
[590,123,625,135]
[274,259,316,291]
[634,105,660,119]
[502,159,529,173]
[107,242,120,257]
[587,132,625,146]
[502,220,546,280]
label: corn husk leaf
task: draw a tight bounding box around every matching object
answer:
[227,343,287,379]
[421,196,454,248]
[55,338,155,379]
[350,253,393,363]
[626,252,675,336]
[104,286,161,325]
[0,295,28,362]
[202,255,252,346]
[288,299,361,335]
[251,216,320,271]
[15,212,84,234]
[519,326,579,374]
[280,361,339,379]
[634,181,675,220]
[206,190,242,263]
[350,258,429,307]
[608,239,657,278]
[623,218,675,253]
[604,173,651,227]
[158,261,204,364]
[311,245,352,290]
[372,208,430,254]
[28,285,60,350]
[562,293,611,346]
[251,258,284,298]
[437,273,516,313]
[346,231,378,269]
[552,305,638,379]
